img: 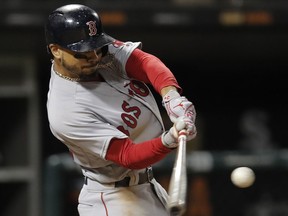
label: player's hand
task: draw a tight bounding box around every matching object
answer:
[161,116,197,148]
[162,90,196,124]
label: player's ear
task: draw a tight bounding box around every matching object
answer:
[49,44,61,59]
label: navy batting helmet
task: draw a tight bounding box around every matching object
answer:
[45,4,114,52]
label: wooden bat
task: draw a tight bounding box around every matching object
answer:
[167,131,187,216]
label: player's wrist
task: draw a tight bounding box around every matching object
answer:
[160,86,178,98]
[162,89,180,104]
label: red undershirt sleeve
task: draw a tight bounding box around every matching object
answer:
[105,137,172,169]
[126,48,182,94]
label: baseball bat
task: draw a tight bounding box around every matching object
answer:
[167,130,187,216]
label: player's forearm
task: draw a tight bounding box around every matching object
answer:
[105,137,172,169]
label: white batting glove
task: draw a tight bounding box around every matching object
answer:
[161,116,197,148]
[162,90,196,124]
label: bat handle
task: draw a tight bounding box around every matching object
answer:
[178,130,187,142]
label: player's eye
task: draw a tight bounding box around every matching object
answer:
[72,46,108,59]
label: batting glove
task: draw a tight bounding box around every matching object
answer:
[161,116,197,148]
[162,90,196,124]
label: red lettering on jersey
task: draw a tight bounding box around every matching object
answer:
[86,21,97,36]
[117,125,130,136]
[130,80,149,97]
[122,101,141,119]
[117,100,142,135]
[126,80,149,99]
[121,113,137,128]
[117,81,148,136]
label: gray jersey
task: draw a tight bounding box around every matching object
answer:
[47,41,165,183]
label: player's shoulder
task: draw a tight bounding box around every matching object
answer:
[108,40,142,53]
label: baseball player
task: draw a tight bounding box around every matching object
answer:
[45,4,197,216]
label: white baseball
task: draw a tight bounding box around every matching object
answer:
[231,167,255,188]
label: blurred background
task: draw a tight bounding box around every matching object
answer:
[1,0,288,216]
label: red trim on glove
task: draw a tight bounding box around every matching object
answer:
[126,48,182,94]
[105,137,172,169]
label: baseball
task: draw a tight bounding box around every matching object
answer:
[230,167,255,188]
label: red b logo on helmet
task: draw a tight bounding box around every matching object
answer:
[86,21,97,36]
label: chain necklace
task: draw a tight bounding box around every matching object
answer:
[54,70,81,82]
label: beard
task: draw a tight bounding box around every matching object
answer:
[60,53,116,80]
[61,58,81,76]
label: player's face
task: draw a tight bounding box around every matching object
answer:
[61,47,105,76]
[50,44,107,78]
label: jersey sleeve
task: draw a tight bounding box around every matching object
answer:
[106,137,172,169]
[108,40,142,75]
[108,41,181,94]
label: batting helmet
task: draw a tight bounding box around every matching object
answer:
[45,4,114,52]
